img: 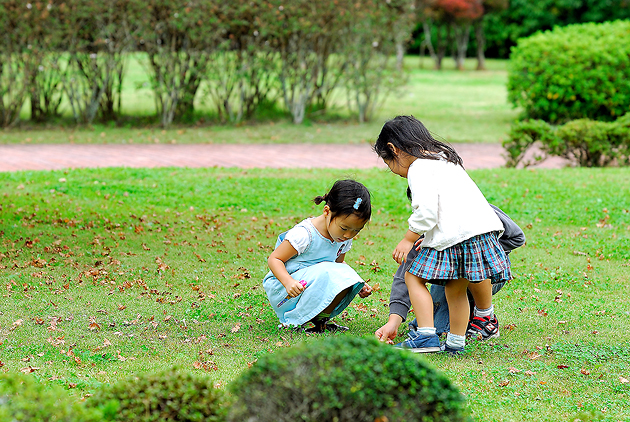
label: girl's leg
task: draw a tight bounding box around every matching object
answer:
[467,278,492,309]
[322,287,351,314]
[405,272,434,328]
[444,278,470,336]
[467,278,500,339]
[306,287,351,333]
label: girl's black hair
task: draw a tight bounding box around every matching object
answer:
[373,115,464,168]
[313,179,371,221]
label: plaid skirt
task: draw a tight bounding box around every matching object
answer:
[408,232,512,286]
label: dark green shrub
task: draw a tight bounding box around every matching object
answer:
[0,373,101,422]
[507,20,630,124]
[503,119,558,167]
[503,113,630,167]
[556,119,629,167]
[86,367,226,422]
[228,336,469,422]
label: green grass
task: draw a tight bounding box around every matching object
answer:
[0,56,517,146]
[1,166,629,421]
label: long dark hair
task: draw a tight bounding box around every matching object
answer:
[373,115,463,167]
[313,179,371,221]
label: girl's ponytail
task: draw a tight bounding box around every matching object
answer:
[313,194,328,205]
[313,180,371,221]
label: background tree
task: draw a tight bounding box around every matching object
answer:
[482,0,630,59]
[203,1,278,123]
[342,0,415,122]
[263,0,340,124]
[26,1,66,122]
[417,0,482,70]
[0,1,46,127]
[135,0,219,127]
[472,0,508,70]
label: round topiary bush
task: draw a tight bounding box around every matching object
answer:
[0,373,100,422]
[86,367,226,422]
[507,20,630,124]
[228,336,469,422]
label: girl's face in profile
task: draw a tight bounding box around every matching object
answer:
[383,157,409,178]
[326,213,367,243]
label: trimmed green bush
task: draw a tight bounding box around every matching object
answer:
[86,367,226,422]
[503,113,630,167]
[228,336,469,422]
[0,373,101,422]
[507,20,630,124]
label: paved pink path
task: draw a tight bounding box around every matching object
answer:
[0,143,568,172]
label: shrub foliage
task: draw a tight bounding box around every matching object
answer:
[503,113,630,167]
[507,20,630,124]
[0,373,101,422]
[86,367,226,422]
[228,336,469,422]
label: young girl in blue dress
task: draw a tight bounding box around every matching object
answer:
[373,115,512,353]
[263,179,373,333]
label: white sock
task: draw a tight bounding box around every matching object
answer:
[415,326,436,336]
[474,305,494,318]
[446,332,466,349]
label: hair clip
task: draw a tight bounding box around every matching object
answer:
[353,198,363,210]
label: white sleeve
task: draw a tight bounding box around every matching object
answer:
[284,226,311,255]
[407,165,439,235]
[340,239,352,254]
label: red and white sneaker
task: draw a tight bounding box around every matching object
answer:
[467,315,500,340]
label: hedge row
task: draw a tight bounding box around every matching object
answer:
[503,113,630,168]
[0,337,469,422]
[507,20,630,124]
[0,0,414,127]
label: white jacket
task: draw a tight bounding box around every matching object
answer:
[407,158,503,251]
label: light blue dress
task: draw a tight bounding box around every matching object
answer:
[263,219,365,327]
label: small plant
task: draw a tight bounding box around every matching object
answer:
[503,113,630,167]
[228,336,469,422]
[0,373,101,422]
[86,367,226,422]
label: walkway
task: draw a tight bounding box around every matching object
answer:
[0,143,568,172]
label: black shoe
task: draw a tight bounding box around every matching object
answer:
[323,321,349,332]
[304,320,327,334]
[304,319,349,334]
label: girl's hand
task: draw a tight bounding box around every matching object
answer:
[392,238,414,264]
[414,237,424,251]
[285,278,306,298]
[375,320,400,344]
[358,283,373,298]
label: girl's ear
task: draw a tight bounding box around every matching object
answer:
[387,142,400,157]
[323,204,331,217]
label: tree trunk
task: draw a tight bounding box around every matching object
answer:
[474,20,486,71]
[435,25,450,70]
[422,21,439,69]
[454,23,471,71]
[395,26,408,72]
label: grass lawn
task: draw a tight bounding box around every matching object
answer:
[0,57,518,146]
[1,166,629,421]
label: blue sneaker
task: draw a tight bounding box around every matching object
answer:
[440,342,465,355]
[394,330,441,353]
